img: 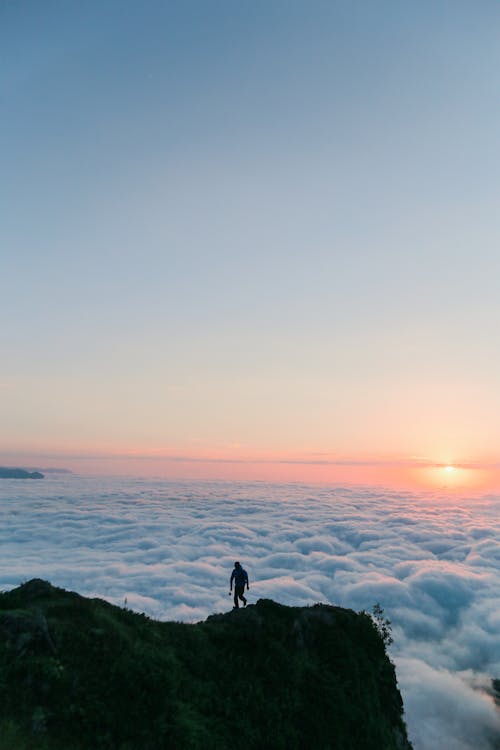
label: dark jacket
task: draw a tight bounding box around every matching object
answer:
[230,566,248,588]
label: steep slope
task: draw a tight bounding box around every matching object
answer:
[0,579,412,750]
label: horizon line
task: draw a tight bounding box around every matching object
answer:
[1,451,499,471]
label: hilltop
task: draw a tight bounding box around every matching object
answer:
[0,580,412,750]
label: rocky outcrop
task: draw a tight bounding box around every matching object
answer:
[0,579,413,749]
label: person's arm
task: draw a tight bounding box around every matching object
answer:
[245,571,249,590]
[229,570,234,590]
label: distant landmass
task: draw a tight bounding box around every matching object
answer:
[32,468,73,475]
[0,467,44,479]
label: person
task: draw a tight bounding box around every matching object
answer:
[229,561,249,609]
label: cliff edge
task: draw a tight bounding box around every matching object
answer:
[0,579,412,749]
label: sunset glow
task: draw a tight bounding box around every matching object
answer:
[2,2,500,492]
[3,443,498,493]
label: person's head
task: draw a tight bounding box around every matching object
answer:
[234,561,240,568]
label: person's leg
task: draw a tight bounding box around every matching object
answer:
[236,584,246,608]
[236,586,247,607]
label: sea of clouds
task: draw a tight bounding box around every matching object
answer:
[1,476,499,749]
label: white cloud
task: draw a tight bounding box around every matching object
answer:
[1,476,500,749]
[397,660,500,750]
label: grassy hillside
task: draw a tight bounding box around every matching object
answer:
[0,580,412,750]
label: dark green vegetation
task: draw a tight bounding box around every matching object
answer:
[0,580,412,750]
[0,467,44,479]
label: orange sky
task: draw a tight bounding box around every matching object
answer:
[2,444,498,493]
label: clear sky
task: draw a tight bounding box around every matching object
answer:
[2,1,500,488]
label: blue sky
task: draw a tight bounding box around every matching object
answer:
[2,1,500,483]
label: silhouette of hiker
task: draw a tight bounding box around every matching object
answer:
[229,561,249,609]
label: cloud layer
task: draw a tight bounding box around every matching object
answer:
[1,477,499,749]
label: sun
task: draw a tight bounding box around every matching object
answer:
[416,461,491,492]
